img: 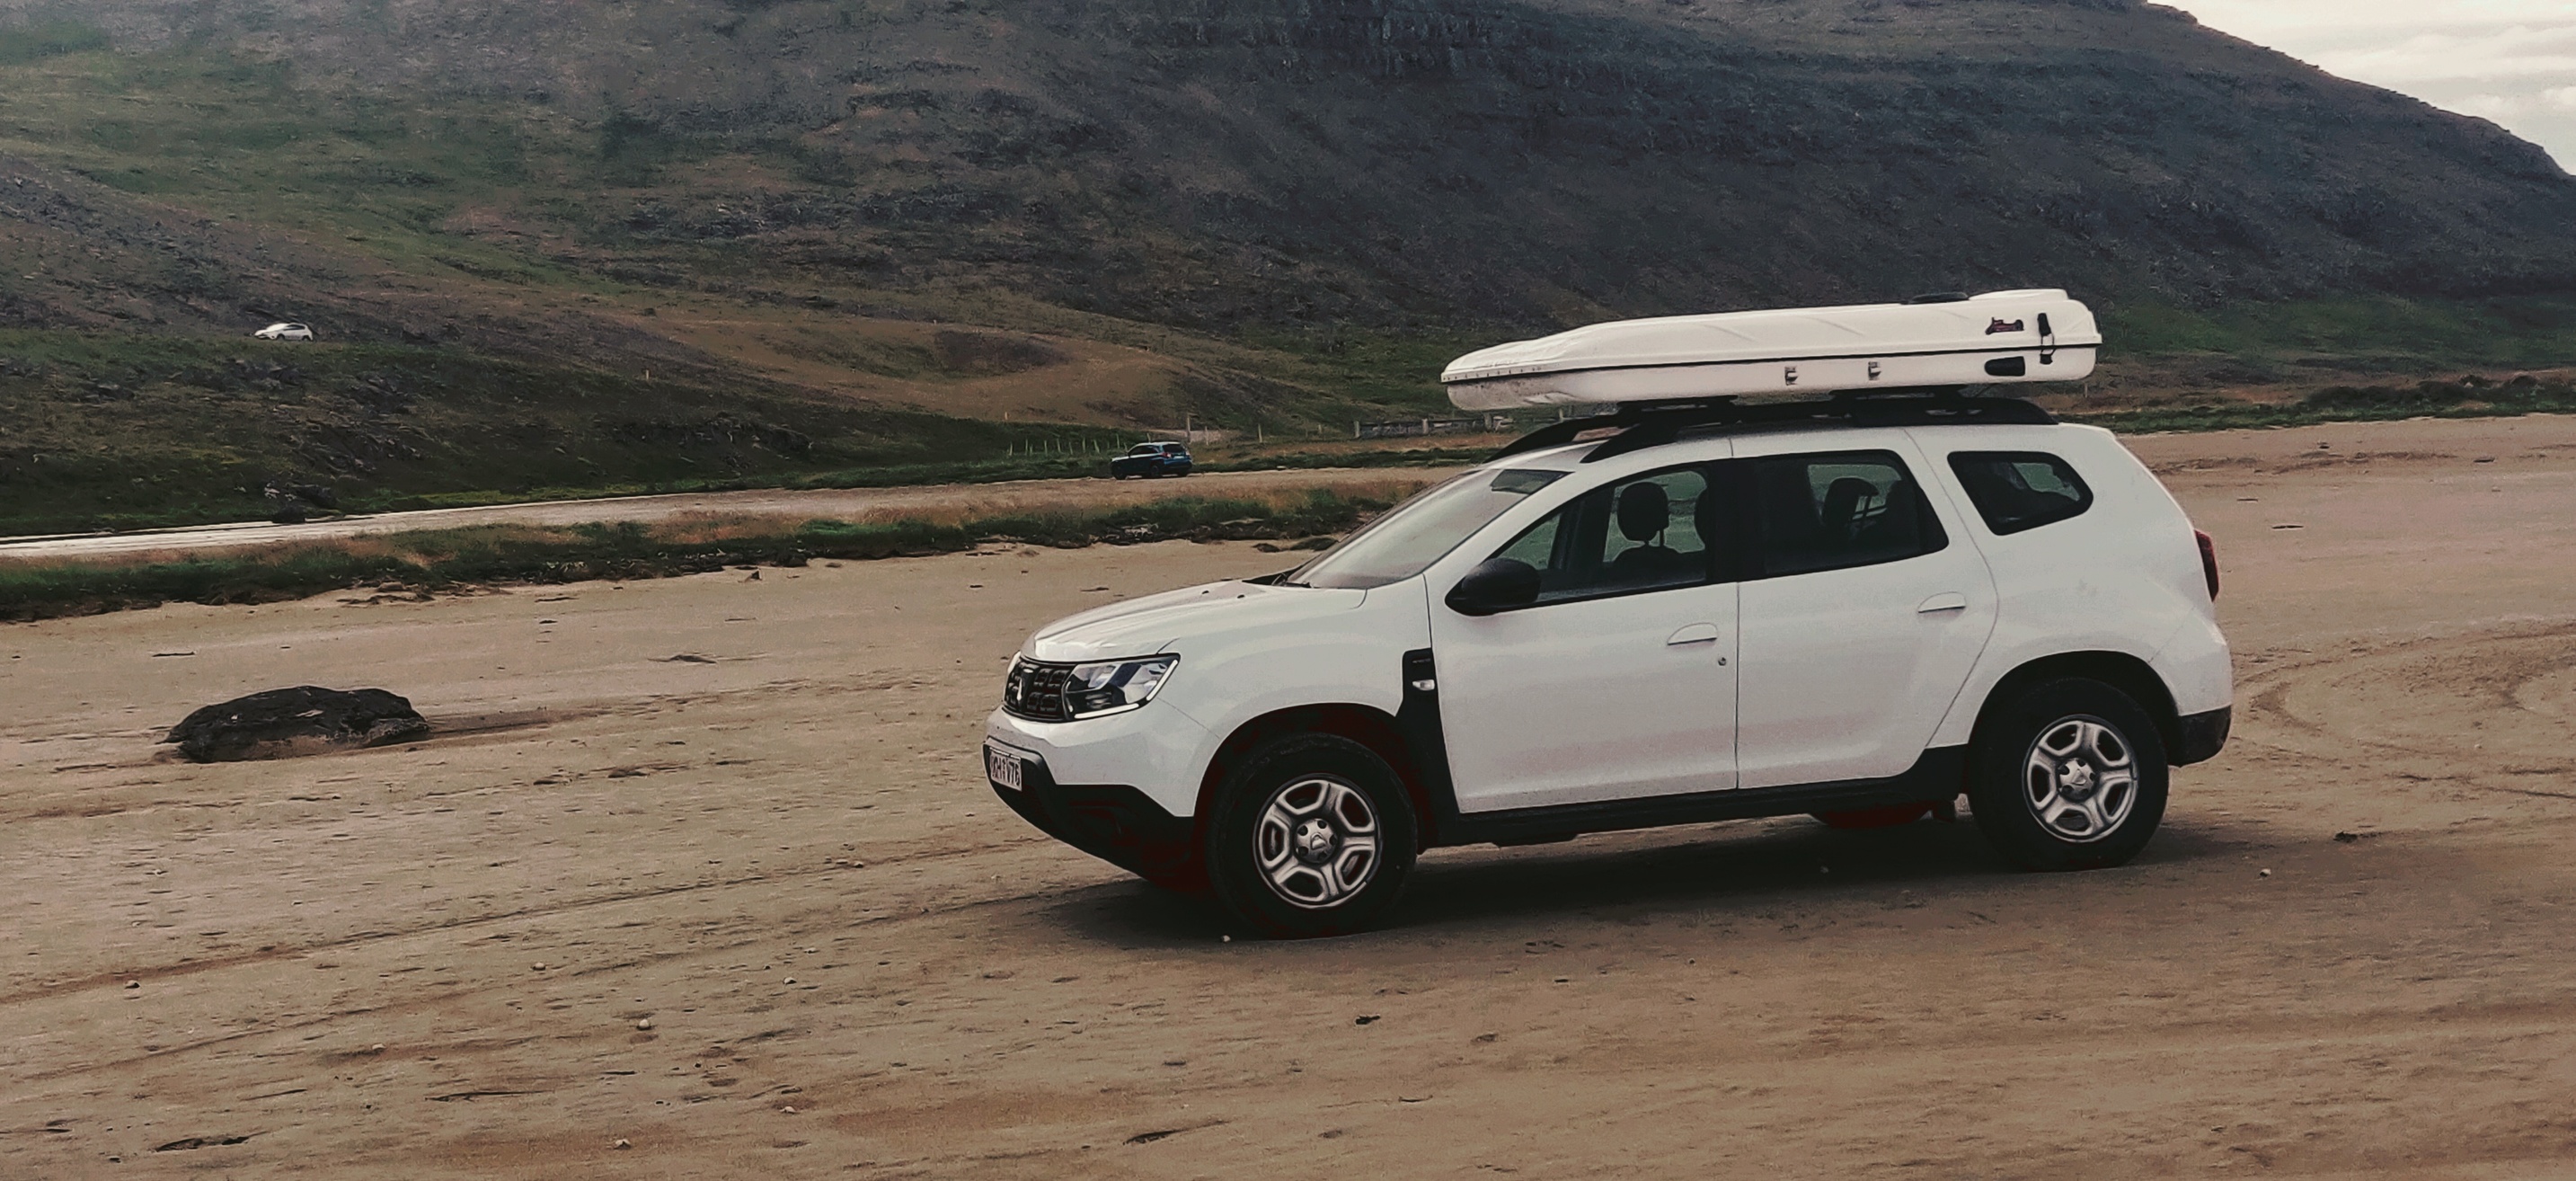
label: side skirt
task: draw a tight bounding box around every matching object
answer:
[1437,748,1970,848]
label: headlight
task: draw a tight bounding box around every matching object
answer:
[1065,656,1176,718]
[1004,655,1177,721]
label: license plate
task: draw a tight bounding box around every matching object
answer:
[985,744,1026,792]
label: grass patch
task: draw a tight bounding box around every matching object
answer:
[0,330,1146,535]
[0,20,107,65]
[0,487,1412,622]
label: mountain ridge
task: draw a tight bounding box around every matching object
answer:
[6,0,2572,334]
[4,0,2576,532]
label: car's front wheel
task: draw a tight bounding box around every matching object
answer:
[1970,678,2169,871]
[1204,733,1417,938]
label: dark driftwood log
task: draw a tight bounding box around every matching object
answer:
[164,686,429,762]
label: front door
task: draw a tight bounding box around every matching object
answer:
[1430,459,1741,812]
[1732,435,1997,788]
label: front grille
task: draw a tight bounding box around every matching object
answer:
[1003,659,1075,721]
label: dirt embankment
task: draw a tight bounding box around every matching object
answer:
[4,415,2575,1177]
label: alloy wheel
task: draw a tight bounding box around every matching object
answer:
[1253,776,1381,909]
[2022,715,2138,843]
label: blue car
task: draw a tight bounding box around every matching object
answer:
[1111,441,1193,479]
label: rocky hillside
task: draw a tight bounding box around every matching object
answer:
[16,0,2572,328]
[0,0,2573,534]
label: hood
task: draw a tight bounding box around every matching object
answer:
[1027,579,1367,662]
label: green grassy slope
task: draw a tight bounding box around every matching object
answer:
[0,332,1157,535]
[4,2,2576,534]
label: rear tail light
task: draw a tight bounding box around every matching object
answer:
[2194,529,2219,601]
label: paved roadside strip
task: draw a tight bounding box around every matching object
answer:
[0,467,1455,562]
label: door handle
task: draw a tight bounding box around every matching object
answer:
[1666,623,1722,646]
[1917,592,1969,615]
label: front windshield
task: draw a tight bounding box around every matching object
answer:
[1287,467,1566,590]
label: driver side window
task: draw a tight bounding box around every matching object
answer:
[1489,464,1728,604]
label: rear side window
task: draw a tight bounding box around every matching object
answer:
[1948,452,2093,535]
[1750,450,1947,577]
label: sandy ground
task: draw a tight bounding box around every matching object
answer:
[0,468,1444,560]
[4,415,2576,1178]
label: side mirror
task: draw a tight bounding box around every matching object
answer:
[1446,557,1542,617]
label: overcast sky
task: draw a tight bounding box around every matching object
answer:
[2158,0,2576,168]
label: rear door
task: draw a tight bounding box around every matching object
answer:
[1731,431,1997,788]
[1430,457,1741,812]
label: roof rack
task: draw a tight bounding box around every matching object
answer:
[1491,389,2057,464]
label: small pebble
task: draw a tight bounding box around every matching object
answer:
[782,1106,799,1114]
[635,1018,653,1031]
[125,981,139,990]
[783,977,797,984]
[2258,868,2272,878]
[613,1138,631,1150]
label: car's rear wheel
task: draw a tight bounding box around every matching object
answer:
[1970,678,2168,871]
[1204,733,1417,938]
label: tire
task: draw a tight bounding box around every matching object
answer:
[1970,678,2168,872]
[1142,869,1208,896]
[1203,733,1418,938]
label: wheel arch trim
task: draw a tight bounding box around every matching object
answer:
[1963,651,2184,764]
[1194,702,1438,851]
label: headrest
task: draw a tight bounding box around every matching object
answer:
[1616,483,1669,542]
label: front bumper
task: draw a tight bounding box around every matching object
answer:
[2174,706,2231,766]
[984,740,1196,880]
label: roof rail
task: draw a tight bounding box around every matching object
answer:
[1491,390,2058,464]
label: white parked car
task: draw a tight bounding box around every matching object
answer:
[984,292,2230,937]
[253,322,314,341]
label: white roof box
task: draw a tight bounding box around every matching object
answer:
[1442,289,2101,411]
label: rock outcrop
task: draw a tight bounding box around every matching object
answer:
[163,687,430,762]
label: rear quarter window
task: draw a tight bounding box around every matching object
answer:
[1947,451,2093,535]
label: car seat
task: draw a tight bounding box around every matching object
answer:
[1694,478,1732,580]
[1819,477,1883,544]
[1607,483,1685,584]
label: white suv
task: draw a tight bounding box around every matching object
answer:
[984,396,2230,937]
